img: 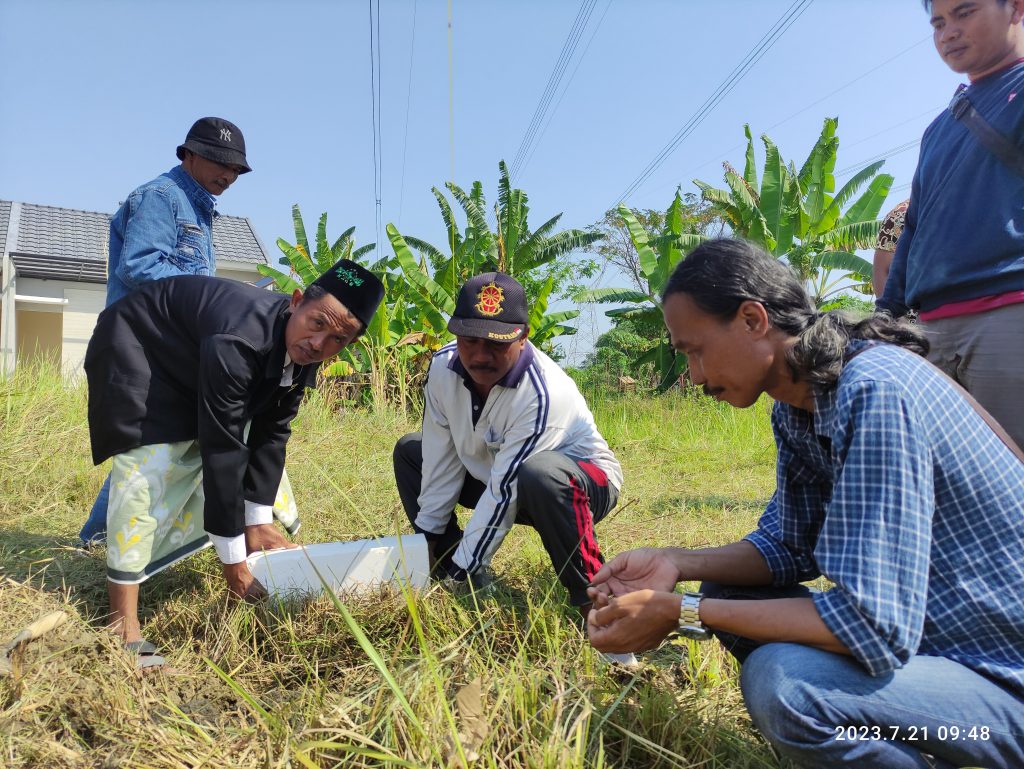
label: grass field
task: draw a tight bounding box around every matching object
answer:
[0,363,786,768]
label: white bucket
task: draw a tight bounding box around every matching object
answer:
[246,534,430,598]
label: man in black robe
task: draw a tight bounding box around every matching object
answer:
[85,258,383,667]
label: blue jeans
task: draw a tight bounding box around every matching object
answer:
[704,583,1024,768]
[742,644,1024,769]
[78,474,110,544]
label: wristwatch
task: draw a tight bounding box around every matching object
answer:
[678,591,712,641]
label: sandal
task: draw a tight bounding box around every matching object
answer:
[124,639,166,671]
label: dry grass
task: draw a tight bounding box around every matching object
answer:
[0,363,785,768]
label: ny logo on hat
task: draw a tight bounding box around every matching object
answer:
[475,282,505,317]
[220,128,232,142]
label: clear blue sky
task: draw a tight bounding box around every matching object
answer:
[0,0,960,361]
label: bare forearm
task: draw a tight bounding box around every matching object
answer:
[872,249,893,298]
[665,540,774,586]
[701,596,850,655]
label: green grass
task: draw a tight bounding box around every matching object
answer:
[0,363,786,768]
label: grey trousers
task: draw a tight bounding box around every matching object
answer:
[922,302,1024,450]
[393,433,617,605]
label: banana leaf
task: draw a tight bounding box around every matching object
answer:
[758,135,786,253]
[388,224,453,334]
[291,204,311,267]
[255,264,301,293]
[575,287,651,304]
[528,276,554,332]
[838,174,894,228]
[617,206,660,288]
[743,124,759,193]
[275,238,318,287]
[815,250,873,277]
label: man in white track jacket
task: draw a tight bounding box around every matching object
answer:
[394,272,623,611]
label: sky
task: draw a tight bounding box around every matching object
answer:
[0,0,961,362]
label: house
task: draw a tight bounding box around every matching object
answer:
[0,200,272,378]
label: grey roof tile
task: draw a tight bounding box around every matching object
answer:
[14,203,109,262]
[0,200,268,272]
[0,201,11,249]
[212,216,270,264]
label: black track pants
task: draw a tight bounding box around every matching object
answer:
[393,432,617,605]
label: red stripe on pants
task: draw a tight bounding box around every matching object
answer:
[577,460,608,487]
[570,478,603,580]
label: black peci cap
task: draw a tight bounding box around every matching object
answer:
[310,259,385,331]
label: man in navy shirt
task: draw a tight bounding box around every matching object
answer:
[878,0,1024,449]
[591,240,1024,769]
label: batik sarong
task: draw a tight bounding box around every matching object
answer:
[106,441,299,584]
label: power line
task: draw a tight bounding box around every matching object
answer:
[841,105,940,152]
[519,0,614,179]
[509,0,595,179]
[834,138,920,177]
[671,39,936,192]
[765,35,932,135]
[397,0,418,229]
[612,0,814,207]
[447,0,456,255]
[509,0,598,182]
[369,0,384,254]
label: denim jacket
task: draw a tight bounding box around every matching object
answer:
[106,165,217,307]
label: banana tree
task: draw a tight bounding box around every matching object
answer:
[694,118,893,303]
[258,205,430,408]
[388,222,573,351]
[395,161,601,354]
[257,205,377,293]
[578,190,706,391]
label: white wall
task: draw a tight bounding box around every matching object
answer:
[218,260,263,285]
[62,285,106,380]
[12,265,265,379]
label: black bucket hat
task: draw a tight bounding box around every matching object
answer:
[176,117,252,173]
[310,259,385,331]
[447,272,529,342]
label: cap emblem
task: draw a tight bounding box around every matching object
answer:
[335,265,365,287]
[220,127,232,142]
[475,282,505,317]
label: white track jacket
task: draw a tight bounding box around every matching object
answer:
[415,342,623,577]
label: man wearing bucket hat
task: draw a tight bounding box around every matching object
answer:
[393,273,628,642]
[108,116,251,305]
[85,259,384,670]
[78,117,282,546]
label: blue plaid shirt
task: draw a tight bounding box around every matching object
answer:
[745,341,1024,698]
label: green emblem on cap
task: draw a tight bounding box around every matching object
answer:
[335,266,364,287]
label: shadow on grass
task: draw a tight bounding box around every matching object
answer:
[0,527,224,626]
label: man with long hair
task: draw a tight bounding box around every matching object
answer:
[590,239,1024,768]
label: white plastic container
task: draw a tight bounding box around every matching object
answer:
[246,534,430,598]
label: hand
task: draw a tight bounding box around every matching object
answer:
[587,589,680,653]
[245,523,297,555]
[588,547,682,600]
[222,561,268,602]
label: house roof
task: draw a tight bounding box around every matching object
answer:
[0,199,270,284]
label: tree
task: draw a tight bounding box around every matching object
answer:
[392,160,602,354]
[577,190,706,391]
[581,318,659,383]
[586,193,724,294]
[257,205,376,293]
[694,118,893,304]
